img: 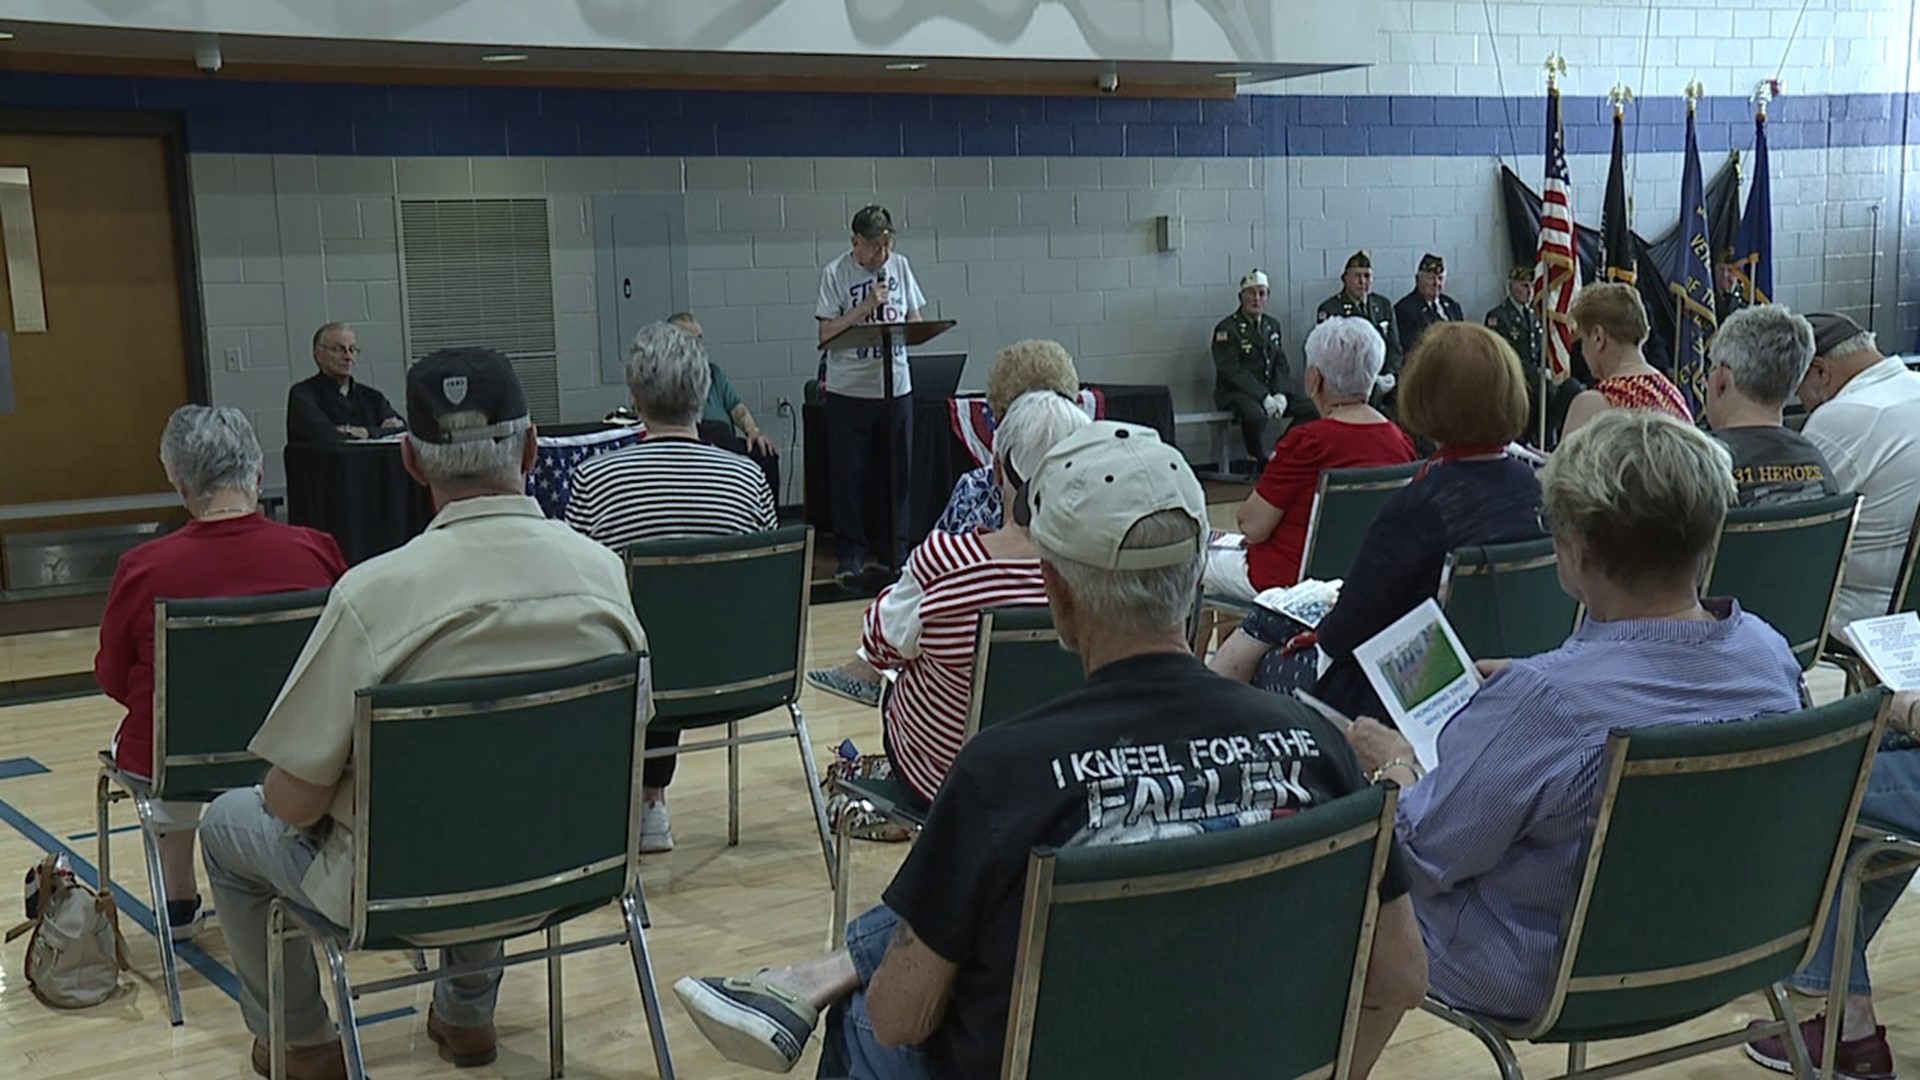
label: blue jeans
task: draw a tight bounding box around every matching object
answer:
[816,905,931,1080]
[1788,745,1920,996]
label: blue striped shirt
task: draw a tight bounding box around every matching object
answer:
[1401,598,1802,1021]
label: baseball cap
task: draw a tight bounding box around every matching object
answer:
[1419,253,1446,274]
[1806,312,1868,358]
[406,347,530,444]
[1239,269,1270,291]
[851,204,895,240]
[1025,422,1207,571]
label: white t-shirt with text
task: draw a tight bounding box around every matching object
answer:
[815,250,927,400]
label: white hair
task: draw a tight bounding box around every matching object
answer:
[1304,317,1386,399]
[1713,305,1815,406]
[1827,330,1880,361]
[992,390,1090,482]
[159,405,262,502]
[409,414,531,489]
[626,321,711,427]
[1038,510,1203,639]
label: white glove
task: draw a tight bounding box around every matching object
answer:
[1374,373,1397,395]
[1262,393,1287,419]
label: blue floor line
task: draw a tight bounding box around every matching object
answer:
[67,823,142,841]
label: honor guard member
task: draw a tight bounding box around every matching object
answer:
[1487,265,1548,440]
[1715,248,1749,324]
[1212,269,1293,463]
[1316,250,1404,377]
[1393,253,1465,353]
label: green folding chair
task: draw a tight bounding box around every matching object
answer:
[1825,501,1920,693]
[1438,538,1580,660]
[1003,784,1399,1080]
[265,653,675,1080]
[1423,689,1890,1080]
[1703,493,1861,671]
[624,525,835,881]
[830,606,1084,942]
[95,587,329,1026]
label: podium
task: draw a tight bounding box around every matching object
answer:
[819,318,957,586]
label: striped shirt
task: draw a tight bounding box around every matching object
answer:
[1401,598,1801,1021]
[565,436,775,549]
[863,530,1046,803]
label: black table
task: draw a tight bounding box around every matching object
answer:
[803,383,1176,552]
[284,442,434,565]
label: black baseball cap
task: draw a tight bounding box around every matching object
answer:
[406,347,529,444]
[1806,312,1869,358]
[851,204,895,240]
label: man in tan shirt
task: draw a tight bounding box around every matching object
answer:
[200,349,648,1080]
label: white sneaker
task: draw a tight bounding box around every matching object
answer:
[640,801,674,853]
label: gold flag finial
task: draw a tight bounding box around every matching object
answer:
[1684,79,1705,113]
[1608,83,1635,116]
[1753,78,1780,119]
[1543,54,1568,89]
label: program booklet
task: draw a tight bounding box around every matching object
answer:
[1839,612,1920,692]
[1351,598,1482,770]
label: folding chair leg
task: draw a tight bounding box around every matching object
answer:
[317,934,367,1080]
[268,903,291,1080]
[1821,850,1875,1080]
[1421,997,1524,1080]
[1766,982,1815,1079]
[547,924,565,1079]
[409,949,428,973]
[621,893,677,1080]
[726,720,740,847]
[789,703,838,887]
[1565,1043,1587,1075]
[830,801,854,948]
[133,795,185,1027]
[94,772,114,899]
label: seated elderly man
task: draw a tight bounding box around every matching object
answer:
[1705,305,1838,506]
[1344,409,1804,1023]
[567,321,775,853]
[858,390,1088,808]
[1797,312,1920,630]
[1204,316,1415,602]
[96,405,345,941]
[809,339,1080,707]
[675,422,1427,1080]
[200,349,647,1079]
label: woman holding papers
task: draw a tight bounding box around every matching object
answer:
[1210,323,1544,719]
[1342,410,1803,1023]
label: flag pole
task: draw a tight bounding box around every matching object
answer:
[1536,54,1567,449]
[1679,80,1704,378]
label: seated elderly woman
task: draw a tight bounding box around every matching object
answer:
[810,339,1080,706]
[96,405,345,940]
[858,390,1090,807]
[1210,322,1547,718]
[567,321,777,854]
[1343,409,1804,1022]
[1204,316,1416,602]
[1561,282,1693,436]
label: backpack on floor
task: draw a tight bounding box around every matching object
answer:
[5,853,128,1008]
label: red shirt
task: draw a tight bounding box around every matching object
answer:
[1247,418,1417,590]
[96,514,346,778]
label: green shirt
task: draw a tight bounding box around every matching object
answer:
[1211,309,1288,405]
[703,362,743,428]
[1484,297,1544,373]
[1315,291,1405,374]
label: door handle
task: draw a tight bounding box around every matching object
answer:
[623,278,632,299]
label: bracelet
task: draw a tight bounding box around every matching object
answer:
[1370,758,1423,785]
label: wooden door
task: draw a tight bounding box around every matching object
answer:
[0,132,191,506]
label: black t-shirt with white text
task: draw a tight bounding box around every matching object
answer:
[881,651,1409,1080]
[1715,424,1840,508]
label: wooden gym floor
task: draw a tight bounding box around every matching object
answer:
[1,564,1918,1076]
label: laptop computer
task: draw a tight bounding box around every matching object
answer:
[912,352,968,400]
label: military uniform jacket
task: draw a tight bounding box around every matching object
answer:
[1715,289,1748,325]
[1316,292,1405,374]
[1212,310,1289,405]
[1484,298,1544,373]
[1394,291,1465,354]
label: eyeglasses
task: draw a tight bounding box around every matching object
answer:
[321,344,360,356]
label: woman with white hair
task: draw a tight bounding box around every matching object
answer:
[1204,316,1415,601]
[856,390,1090,808]
[96,405,345,940]
[568,321,777,854]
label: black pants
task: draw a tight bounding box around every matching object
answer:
[824,391,913,571]
[1221,394,1270,462]
[644,727,679,789]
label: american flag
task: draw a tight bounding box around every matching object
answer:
[526,426,640,519]
[1534,84,1580,382]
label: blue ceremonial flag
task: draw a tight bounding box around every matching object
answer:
[1670,98,1717,417]
[1731,107,1773,305]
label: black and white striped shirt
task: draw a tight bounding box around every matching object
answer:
[565,437,775,550]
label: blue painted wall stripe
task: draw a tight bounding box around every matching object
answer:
[0,71,1913,158]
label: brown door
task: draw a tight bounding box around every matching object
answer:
[0,132,192,506]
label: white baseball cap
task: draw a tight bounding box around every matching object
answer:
[1025,422,1207,571]
[1239,269,1270,291]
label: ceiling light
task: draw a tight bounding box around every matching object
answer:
[1215,70,1253,79]
[481,52,528,63]
[885,62,927,72]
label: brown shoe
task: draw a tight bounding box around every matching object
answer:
[427,1006,499,1067]
[249,1038,347,1080]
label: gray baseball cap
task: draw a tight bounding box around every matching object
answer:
[1027,422,1207,570]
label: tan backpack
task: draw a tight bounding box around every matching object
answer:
[6,853,128,1008]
